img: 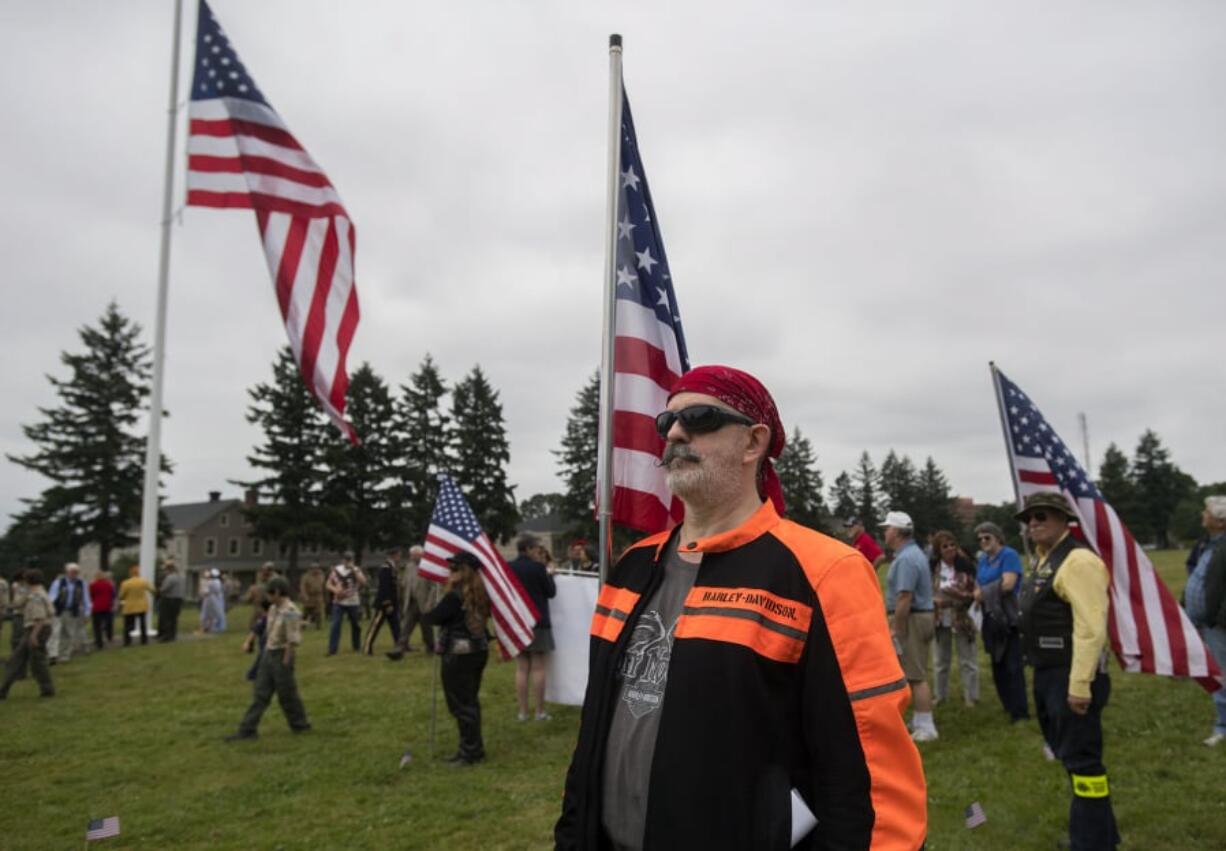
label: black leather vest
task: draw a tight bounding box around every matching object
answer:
[1020,535,1084,668]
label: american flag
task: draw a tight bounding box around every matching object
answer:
[992,366,1221,690]
[186,0,359,441]
[602,86,690,533]
[421,475,539,657]
[86,817,121,841]
[964,802,987,829]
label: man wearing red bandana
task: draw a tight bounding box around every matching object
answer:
[557,366,927,850]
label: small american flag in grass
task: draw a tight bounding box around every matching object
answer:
[965,802,987,829]
[86,817,120,841]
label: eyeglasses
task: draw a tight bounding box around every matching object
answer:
[655,405,756,438]
[1024,511,1050,523]
[976,535,994,542]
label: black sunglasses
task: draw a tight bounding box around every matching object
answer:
[655,405,756,438]
[1023,510,1050,523]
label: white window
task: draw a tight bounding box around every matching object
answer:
[227,538,240,556]
[252,539,265,556]
[219,513,230,527]
[204,537,217,557]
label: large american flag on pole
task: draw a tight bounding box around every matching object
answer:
[992,365,1221,690]
[604,87,690,533]
[186,0,359,441]
[421,475,539,658]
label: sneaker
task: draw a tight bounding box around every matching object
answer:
[1042,743,1057,761]
[535,712,552,721]
[911,728,939,743]
[225,731,258,742]
[385,651,405,661]
[516,712,530,722]
[1203,732,1226,747]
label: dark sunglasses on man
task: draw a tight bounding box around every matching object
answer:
[655,404,756,439]
[1022,510,1051,523]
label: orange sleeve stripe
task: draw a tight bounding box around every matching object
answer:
[590,610,626,643]
[596,584,640,616]
[772,521,928,851]
[675,610,806,664]
[683,586,813,635]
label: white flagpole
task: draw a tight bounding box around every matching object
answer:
[137,0,185,606]
[596,34,625,583]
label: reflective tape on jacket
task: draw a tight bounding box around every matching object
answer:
[674,585,812,663]
[590,584,641,643]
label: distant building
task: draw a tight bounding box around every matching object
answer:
[951,496,979,529]
[78,490,375,600]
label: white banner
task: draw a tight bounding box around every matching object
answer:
[544,573,600,706]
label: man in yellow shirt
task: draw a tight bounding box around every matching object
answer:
[117,565,156,646]
[1017,491,1119,850]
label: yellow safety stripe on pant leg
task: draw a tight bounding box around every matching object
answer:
[1071,774,1109,798]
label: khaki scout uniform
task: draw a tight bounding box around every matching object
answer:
[299,572,325,628]
[0,586,56,698]
[237,599,310,734]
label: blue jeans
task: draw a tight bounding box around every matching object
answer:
[1200,626,1226,735]
[328,605,361,654]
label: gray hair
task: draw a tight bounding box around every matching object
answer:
[1206,496,1226,522]
[974,522,1005,544]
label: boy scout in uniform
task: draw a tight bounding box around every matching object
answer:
[8,574,30,679]
[225,576,311,739]
[0,569,56,699]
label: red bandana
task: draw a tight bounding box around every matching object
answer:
[669,365,786,514]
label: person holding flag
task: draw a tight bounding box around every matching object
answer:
[1016,492,1120,850]
[422,551,491,766]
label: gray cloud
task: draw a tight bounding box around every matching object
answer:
[2,1,1224,530]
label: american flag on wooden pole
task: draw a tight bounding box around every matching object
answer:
[186,0,359,441]
[421,475,539,658]
[596,44,690,579]
[991,364,1222,691]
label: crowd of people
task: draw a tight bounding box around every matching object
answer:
[4,362,1225,849]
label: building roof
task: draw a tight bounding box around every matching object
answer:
[518,512,569,534]
[163,499,239,532]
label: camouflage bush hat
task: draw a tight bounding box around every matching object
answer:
[266,576,291,596]
[1015,491,1077,522]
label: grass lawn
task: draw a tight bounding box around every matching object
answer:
[2,550,1223,849]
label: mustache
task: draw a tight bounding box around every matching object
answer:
[658,443,702,468]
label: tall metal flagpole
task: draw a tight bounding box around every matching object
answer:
[596,34,625,583]
[989,362,1032,561]
[137,0,185,599]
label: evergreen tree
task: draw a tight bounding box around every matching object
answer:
[7,302,170,572]
[1131,429,1191,548]
[829,471,857,522]
[555,371,600,542]
[450,365,519,543]
[520,493,565,520]
[878,450,919,515]
[397,354,451,543]
[776,427,828,530]
[851,451,882,530]
[0,501,79,572]
[321,363,398,559]
[236,346,332,572]
[914,456,957,538]
[1096,443,1141,532]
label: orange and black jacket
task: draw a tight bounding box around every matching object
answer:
[555,501,927,850]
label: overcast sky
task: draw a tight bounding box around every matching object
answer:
[3,1,1224,528]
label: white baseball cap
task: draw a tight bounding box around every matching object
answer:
[878,511,913,531]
